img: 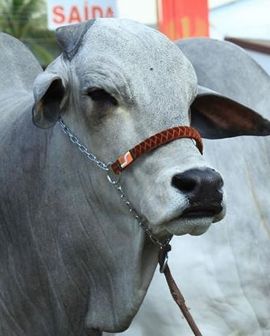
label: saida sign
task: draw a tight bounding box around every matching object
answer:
[47,0,118,30]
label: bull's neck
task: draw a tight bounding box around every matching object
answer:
[0,114,158,335]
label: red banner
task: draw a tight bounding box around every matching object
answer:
[158,0,209,40]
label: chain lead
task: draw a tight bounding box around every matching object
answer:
[58,118,109,171]
[106,166,171,249]
[58,118,172,251]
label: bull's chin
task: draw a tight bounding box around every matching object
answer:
[153,209,225,236]
[165,216,213,236]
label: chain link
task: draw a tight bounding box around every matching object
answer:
[58,118,109,171]
[58,118,172,251]
[107,169,171,248]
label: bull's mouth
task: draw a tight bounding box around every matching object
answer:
[154,203,225,236]
[181,205,223,219]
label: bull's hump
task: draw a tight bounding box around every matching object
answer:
[0,33,41,127]
[0,33,42,93]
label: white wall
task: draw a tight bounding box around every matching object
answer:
[117,0,157,25]
[210,0,270,39]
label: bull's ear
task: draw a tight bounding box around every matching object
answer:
[191,86,270,139]
[56,20,95,60]
[32,72,65,129]
[176,38,270,139]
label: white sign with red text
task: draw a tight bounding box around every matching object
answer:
[47,0,118,30]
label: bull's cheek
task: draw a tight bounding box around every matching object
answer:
[137,184,188,226]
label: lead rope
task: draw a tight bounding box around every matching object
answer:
[58,118,203,336]
[159,245,203,336]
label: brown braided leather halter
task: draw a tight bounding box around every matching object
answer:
[111,126,203,174]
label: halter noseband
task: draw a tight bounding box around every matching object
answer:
[111,126,203,174]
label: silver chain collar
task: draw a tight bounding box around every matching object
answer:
[58,118,109,171]
[58,118,171,257]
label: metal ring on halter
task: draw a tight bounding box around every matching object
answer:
[107,164,120,185]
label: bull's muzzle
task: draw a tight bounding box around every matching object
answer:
[172,168,224,218]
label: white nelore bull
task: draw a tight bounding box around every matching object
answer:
[115,39,270,335]
[1,19,270,335]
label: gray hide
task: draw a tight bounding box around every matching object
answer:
[115,39,270,336]
[1,20,270,336]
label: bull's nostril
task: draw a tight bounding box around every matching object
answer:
[171,168,224,203]
[172,175,197,193]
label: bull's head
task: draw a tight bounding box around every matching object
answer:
[31,19,270,333]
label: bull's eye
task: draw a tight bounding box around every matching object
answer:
[87,88,118,106]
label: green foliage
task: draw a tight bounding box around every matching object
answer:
[0,0,59,66]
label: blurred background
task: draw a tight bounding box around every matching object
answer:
[1,0,270,70]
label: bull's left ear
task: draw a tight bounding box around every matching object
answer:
[32,71,66,129]
[191,86,270,139]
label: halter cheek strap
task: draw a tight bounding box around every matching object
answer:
[111,126,203,174]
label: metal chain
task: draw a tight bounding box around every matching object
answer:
[106,169,171,249]
[58,118,109,171]
[58,118,172,258]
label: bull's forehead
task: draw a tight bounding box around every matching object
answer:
[74,19,197,122]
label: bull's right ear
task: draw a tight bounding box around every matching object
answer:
[32,72,66,129]
[190,86,270,139]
